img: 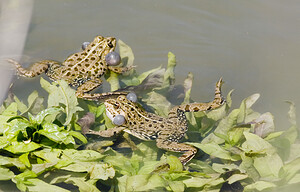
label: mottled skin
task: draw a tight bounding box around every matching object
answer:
[86,78,225,165]
[7,35,133,100]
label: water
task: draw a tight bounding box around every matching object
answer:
[6,0,298,129]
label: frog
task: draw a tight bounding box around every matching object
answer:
[84,78,225,165]
[7,35,133,100]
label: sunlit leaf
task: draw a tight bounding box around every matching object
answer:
[4,141,41,154]
[0,166,14,180]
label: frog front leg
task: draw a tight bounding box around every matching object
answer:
[156,139,197,165]
[83,126,126,137]
[7,59,59,78]
[108,65,135,74]
[75,78,128,100]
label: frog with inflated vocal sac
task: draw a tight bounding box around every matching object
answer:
[8,35,134,100]
[85,78,225,165]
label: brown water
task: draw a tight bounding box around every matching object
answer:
[8,0,299,129]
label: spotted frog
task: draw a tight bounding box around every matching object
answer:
[8,35,133,100]
[85,78,225,165]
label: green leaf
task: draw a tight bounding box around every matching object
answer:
[253,112,274,138]
[161,52,176,88]
[107,71,120,91]
[286,101,297,126]
[19,153,31,168]
[241,132,275,154]
[0,166,14,180]
[64,177,101,192]
[4,141,41,154]
[137,65,162,83]
[27,91,44,114]
[40,78,83,125]
[144,91,171,117]
[0,155,26,169]
[227,174,248,184]
[89,163,115,180]
[26,178,69,192]
[30,107,61,124]
[38,123,74,145]
[183,176,224,188]
[69,131,87,144]
[244,181,276,191]
[188,142,239,161]
[167,155,183,172]
[253,153,283,179]
[118,39,135,68]
[183,72,193,104]
[280,157,300,182]
[13,95,28,114]
[12,170,37,191]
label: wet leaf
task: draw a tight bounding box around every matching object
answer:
[4,140,41,154]
[30,107,61,125]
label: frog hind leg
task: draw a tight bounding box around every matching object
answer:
[7,59,58,78]
[107,65,135,74]
[156,139,197,165]
[169,77,225,119]
[75,78,128,100]
[84,126,126,137]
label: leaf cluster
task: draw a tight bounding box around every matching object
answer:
[0,40,299,192]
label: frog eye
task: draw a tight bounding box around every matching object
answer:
[107,41,114,48]
[113,114,125,126]
[126,92,137,102]
[105,51,121,66]
[81,41,90,50]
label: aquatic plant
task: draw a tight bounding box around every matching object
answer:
[0,40,299,192]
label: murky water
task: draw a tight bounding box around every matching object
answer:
[6,0,299,129]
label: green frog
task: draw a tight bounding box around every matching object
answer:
[84,78,225,165]
[7,35,133,100]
